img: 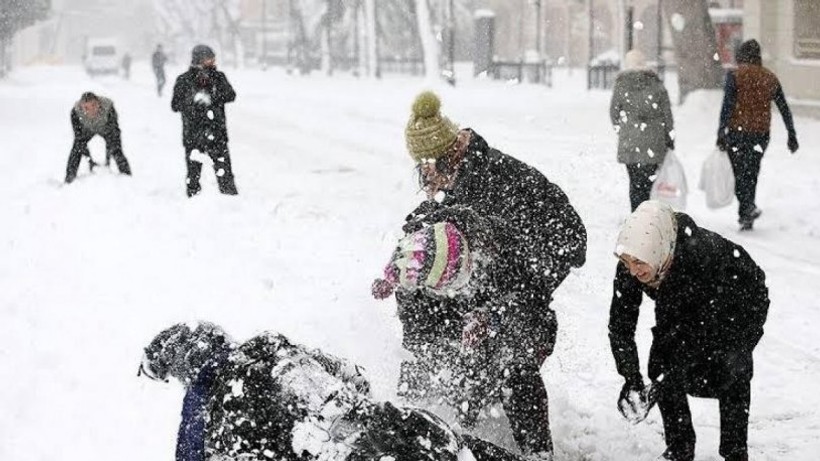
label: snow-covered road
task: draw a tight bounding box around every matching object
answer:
[1,63,818,460]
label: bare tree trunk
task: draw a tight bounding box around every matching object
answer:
[415,0,440,82]
[364,0,378,78]
[663,0,723,102]
[0,37,6,79]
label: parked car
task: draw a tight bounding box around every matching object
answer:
[84,39,120,76]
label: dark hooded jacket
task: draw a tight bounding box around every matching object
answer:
[609,69,674,165]
[398,130,587,351]
[608,213,769,395]
[142,324,526,461]
[171,67,236,150]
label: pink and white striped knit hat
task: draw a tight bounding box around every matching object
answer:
[384,222,472,295]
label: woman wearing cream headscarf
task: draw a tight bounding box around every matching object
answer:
[608,201,769,461]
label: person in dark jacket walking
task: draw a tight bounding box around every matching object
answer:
[121,52,132,80]
[171,45,238,197]
[139,322,530,461]
[716,39,799,230]
[374,92,587,460]
[610,50,675,211]
[152,44,168,96]
[65,91,132,183]
[608,200,769,461]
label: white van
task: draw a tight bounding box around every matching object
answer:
[84,39,120,76]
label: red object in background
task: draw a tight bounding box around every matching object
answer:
[710,8,744,68]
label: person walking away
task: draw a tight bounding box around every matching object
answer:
[152,44,168,96]
[171,45,238,197]
[121,52,132,80]
[716,39,799,231]
[65,92,132,183]
[610,49,675,211]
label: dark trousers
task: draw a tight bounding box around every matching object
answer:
[185,144,238,197]
[154,70,166,96]
[626,163,660,211]
[501,360,553,455]
[657,377,751,460]
[66,132,131,183]
[727,133,769,222]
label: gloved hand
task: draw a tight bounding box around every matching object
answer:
[196,69,212,89]
[617,375,653,424]
[461,309,492,351]
[716,135,728,152]
[666,137,675,151]
[788,132,799,154]
[371,278,395,300]
[402,200,442,234]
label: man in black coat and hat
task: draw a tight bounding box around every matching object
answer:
[376,91,587,460]
[171,44,238,197]
[608,200,769,461]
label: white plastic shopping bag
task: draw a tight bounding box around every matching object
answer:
[698,149,735,209]
[650,151,688,210]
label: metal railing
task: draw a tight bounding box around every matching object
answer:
[490,59,553,86]
[587,62,620,89]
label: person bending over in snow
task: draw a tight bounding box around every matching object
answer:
[371,91,587,461]
[171,44,238,197]
[608,200,769,461]
[139,322,529,461]
[65,91,132,183]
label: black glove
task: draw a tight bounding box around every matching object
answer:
[716,135,728,152]
[196,70,212,89]
[402,200,443,234]
[788,132,799,154]
[666,137,675,151]
[617,375,644,413]
[618,375,654,423]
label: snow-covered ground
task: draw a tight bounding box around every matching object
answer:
[1,62,818,460]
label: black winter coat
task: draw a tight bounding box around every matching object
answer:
[171,67,236,150]
[398,130,587,351]
[609,213,769,394]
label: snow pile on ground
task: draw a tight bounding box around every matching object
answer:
[1,62,819,460]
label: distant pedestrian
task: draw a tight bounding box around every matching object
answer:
[65,92,132,184]
[171,45,238,197]
[716,39,799,231]
[610,50,675,211]
[121,52,132,80]
[152,44,168,97]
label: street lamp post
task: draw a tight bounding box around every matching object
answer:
[533,0,542,83]
[656,0,663,75]
[261,0,267,70]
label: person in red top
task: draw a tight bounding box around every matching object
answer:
[716,39,799,231]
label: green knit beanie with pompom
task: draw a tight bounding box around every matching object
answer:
[405,91,459,162]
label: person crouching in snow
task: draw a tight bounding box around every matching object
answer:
[171,45,238,197]
[65,92,132,183]
[373,91,587,461]
[608,200,769,461]
[139,322,530,461]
